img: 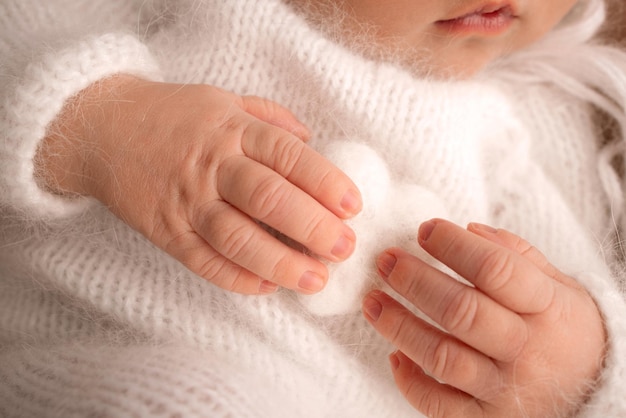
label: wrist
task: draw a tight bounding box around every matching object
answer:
[35,74,145,200]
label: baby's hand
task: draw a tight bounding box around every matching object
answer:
[39,75,361,295]
[362,219,605,418]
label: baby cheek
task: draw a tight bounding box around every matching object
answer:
[512,0,579,50]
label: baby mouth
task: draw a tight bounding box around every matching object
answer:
[435,5,517,36]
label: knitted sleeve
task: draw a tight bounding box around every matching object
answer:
[0,334,408,418]
[0,0,163,219]
[576,273,626,417]
[0,342,287,418]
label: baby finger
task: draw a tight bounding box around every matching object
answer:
[467,223,580,288]
[390,351,486,418]
[418,219,555,314]
[192,200,329,294]
[377,249,529,363]
[217,155,356,262]
[362,290,504,401]
[163,229,278,295]
[240,118,362,219]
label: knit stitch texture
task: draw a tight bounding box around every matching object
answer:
[1,0,625,417]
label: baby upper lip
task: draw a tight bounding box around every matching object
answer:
[441,2,518,21]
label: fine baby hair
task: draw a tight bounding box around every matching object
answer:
[1,0,626,417]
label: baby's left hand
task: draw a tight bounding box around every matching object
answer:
[363,219,606,418]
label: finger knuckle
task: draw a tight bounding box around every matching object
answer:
[476,249,516,292]
[439,288,479,333]
[388,313,415,347]
[196,253,230,283]
[427,339,462,383]
[519,243,555,275]
[267,251,297,284]
[162,227,189,256]
[308,167,339,196]
[227,269,256,294]
[268,133,305,177]
[418,385,446,418]
[506,234,546,267]
[299,211,328,246]
[428,231,462,266]
[203,261,250,293]
[218,223,257,261]
[514,236,534,255]
[430,340,485,396]
[247,175,293,219]
[402,277,423,304]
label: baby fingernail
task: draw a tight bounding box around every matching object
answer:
[298,271,325,293]
[331,229,356,259]
[363,296,382,322]
[418,219,437,245]
[377,252,396,279]
[340,189,362,216]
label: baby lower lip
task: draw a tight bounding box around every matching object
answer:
[435,7,516,36]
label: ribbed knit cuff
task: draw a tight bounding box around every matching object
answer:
[578,273,626,417]
[0,33,162,219]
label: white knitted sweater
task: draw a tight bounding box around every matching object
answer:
[1,0,625,417]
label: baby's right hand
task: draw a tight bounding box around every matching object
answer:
[38,75,362,295]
